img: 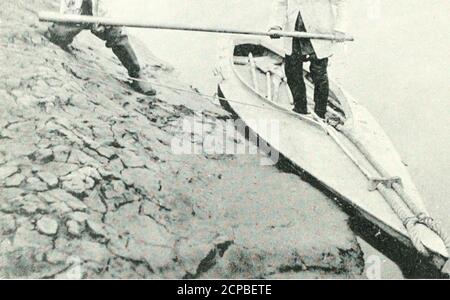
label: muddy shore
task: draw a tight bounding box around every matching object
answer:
[0,0,364,279]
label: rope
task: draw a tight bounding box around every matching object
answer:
[396,185,450,255]
[404,216,429,256]
[419,215,450,253]
[0,45,295,114]
[321,120,431,256]
[375,177,429,256]
[340,128,450,258]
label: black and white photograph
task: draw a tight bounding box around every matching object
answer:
[0,0,449,283]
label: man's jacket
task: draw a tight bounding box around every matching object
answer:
[270,0,347,59]
[60,0,107,16]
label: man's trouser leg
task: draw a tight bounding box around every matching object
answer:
[46,0,92,47]
[91,27,141,78]
[285,53,308,113]
[309,57,329,118]
[47,24,85,47]
[92,26,155,95]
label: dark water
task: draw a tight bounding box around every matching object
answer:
[111,0,450,278]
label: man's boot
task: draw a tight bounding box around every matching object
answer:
[130,71,157,96]
[111,41,157,96]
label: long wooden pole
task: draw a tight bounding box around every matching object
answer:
[38,11,354,42]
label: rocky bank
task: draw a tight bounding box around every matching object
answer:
[0,0,364,279]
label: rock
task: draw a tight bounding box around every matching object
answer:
[54,266,84,280]
[40,162,79,177]
[37,172,59,188]
[0,214,16,235]
[97,146,116,159]
[78,240,110,264]
[61,167,100,195]
[4,173,25,187]
[67,149,98,166]
[91,125,113,140]
[19,194,47,215]
[13,221,53,250]
[5,77,21,89]
[107,158,124,176]
[45,78,63,88]
[10,89,24,99]
[106,204,172,269]
[49,202,72,214]
[31,149,54,163]
[0,247,47,279]
[0,188,23,202]
[140,200,167,226]
[121,168,160,194]
[55,238,110,265]
[61,175,86,195]
[66,220,82,237]
[0,89,16,107]
[42,189,78,204]
[40,189,87,212]
[103,180,126,199]
[84,189,107,213]
[0,239,14,254]
[119,150,146,168]
[36,216,59,236]
[0,197,18,214]
[31,166,40,174]
[45,250,68,264]
[178,241,215,275]
[64,197,87,212]
[0,166,18,181]
[68,212,90,223]
[97,167,114,179]
[80,135,101,151]
[52,145,72,162]
[140,200,159,216]
[0,129,14,140]
[62,173,92,195]
[25,177,48,192]
[86,220,108,239]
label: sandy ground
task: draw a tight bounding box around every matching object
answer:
[0,0,364,279]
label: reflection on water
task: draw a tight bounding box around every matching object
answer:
[112,0,450,278]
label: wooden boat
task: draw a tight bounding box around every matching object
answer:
[217,38,449,274]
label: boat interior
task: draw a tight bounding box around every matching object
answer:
[233,43,347,125]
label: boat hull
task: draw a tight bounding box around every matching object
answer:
[217,38,448,273]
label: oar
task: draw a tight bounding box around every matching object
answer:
[38,11,354,42]
[248,53,259,92]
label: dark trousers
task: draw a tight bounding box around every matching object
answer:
[47,0,141,77]
[285,53,329,117]
[284,11,330,117]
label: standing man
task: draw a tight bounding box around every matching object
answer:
[45,0,156,95]
[269,0,348,118]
